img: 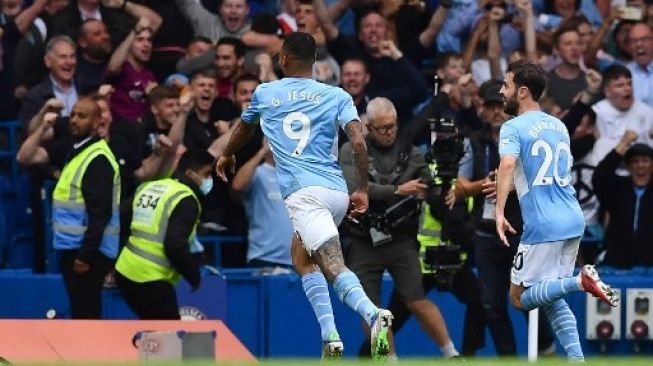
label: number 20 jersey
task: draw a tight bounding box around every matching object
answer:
[499,111,585,244]
[241,78,360,199]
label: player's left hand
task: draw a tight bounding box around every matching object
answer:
[496,214,516,247]
[348,188,369,219]
[215,154,236,182]
[73,259,90,274]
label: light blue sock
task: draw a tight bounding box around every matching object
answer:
[543,299,584,361]
[302,272,338,341]
[333,271,378,326]
[520,277,582,311]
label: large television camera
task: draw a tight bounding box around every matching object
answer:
[425,77,465,193]
[422,76,467,287]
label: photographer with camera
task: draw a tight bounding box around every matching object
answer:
[448,80,555,355]
[339,97,460,359]
[383,116,496,356]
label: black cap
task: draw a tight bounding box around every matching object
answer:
[624,143,653,163]
[479,80,503,105]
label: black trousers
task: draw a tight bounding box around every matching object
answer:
[59,250,113,319]
[377,264,488,356]
[115,271,180,320]
[475,233,554,354]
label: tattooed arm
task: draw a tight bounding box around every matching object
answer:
[344,121,369,216]
[215,121,257,182]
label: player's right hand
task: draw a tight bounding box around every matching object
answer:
[348,188,369,219]
[215,154,236,182]
[496,214,516,247]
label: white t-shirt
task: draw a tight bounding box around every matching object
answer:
[587,99,653,166]
[471,57,508,86]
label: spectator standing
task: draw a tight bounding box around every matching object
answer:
[232,140,293,268]
[545,22,587,112]
[593,132,653,268]
[626,22,653,108]
[76,19,112,94]
[175,0,251,41]
[49,0,132,48]
[341,58,370,120]
[586,64,653,167]
[214,37,245,98]
[19,35,78,128]
[107,16,161,122]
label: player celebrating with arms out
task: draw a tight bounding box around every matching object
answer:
[216,32,393,360]
[495,60,619,361]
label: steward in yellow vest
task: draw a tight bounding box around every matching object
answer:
[115,149,215,320]
[16,99,121,319]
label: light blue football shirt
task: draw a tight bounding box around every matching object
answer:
[242,163,293,266]
[499,110,585,244]
[241,78,359,199]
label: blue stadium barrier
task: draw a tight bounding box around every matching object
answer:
[1,267,653,357]
[221,268,653,359]
[0,175,35,269]
[0,121,23,193]
[0,270,227,320]
[0,121,36,270]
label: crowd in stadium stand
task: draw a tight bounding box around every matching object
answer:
[1,0,653,325]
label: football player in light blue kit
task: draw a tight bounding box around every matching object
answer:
[216,32,393,360]
[495,60,619,361]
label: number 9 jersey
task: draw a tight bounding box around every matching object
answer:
[499,111,585,244]
[241,78,360,199]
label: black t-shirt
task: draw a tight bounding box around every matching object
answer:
[76,57,107,95]
[211,97,241,122]
[137,112,170,159]
[140,0,193,47]
[184,111,219,153]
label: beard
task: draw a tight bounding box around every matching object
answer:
[503,95,519,116]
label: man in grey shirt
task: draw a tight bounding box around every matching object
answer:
[175,0,251,41]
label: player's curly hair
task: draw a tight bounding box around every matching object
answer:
[281,32,316,67]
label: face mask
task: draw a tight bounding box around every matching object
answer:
[199,177,213,195]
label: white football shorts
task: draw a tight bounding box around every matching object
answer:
[510,237,581,287]
[284,186,349,253]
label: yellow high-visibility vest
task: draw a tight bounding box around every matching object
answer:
[52,139,120,258]
[116,178,199,285]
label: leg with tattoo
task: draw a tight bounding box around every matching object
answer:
[313,236,393,360]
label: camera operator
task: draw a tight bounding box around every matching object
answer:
[383,130,492,356]
[449,80,555,355]
[339,97,460,359]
